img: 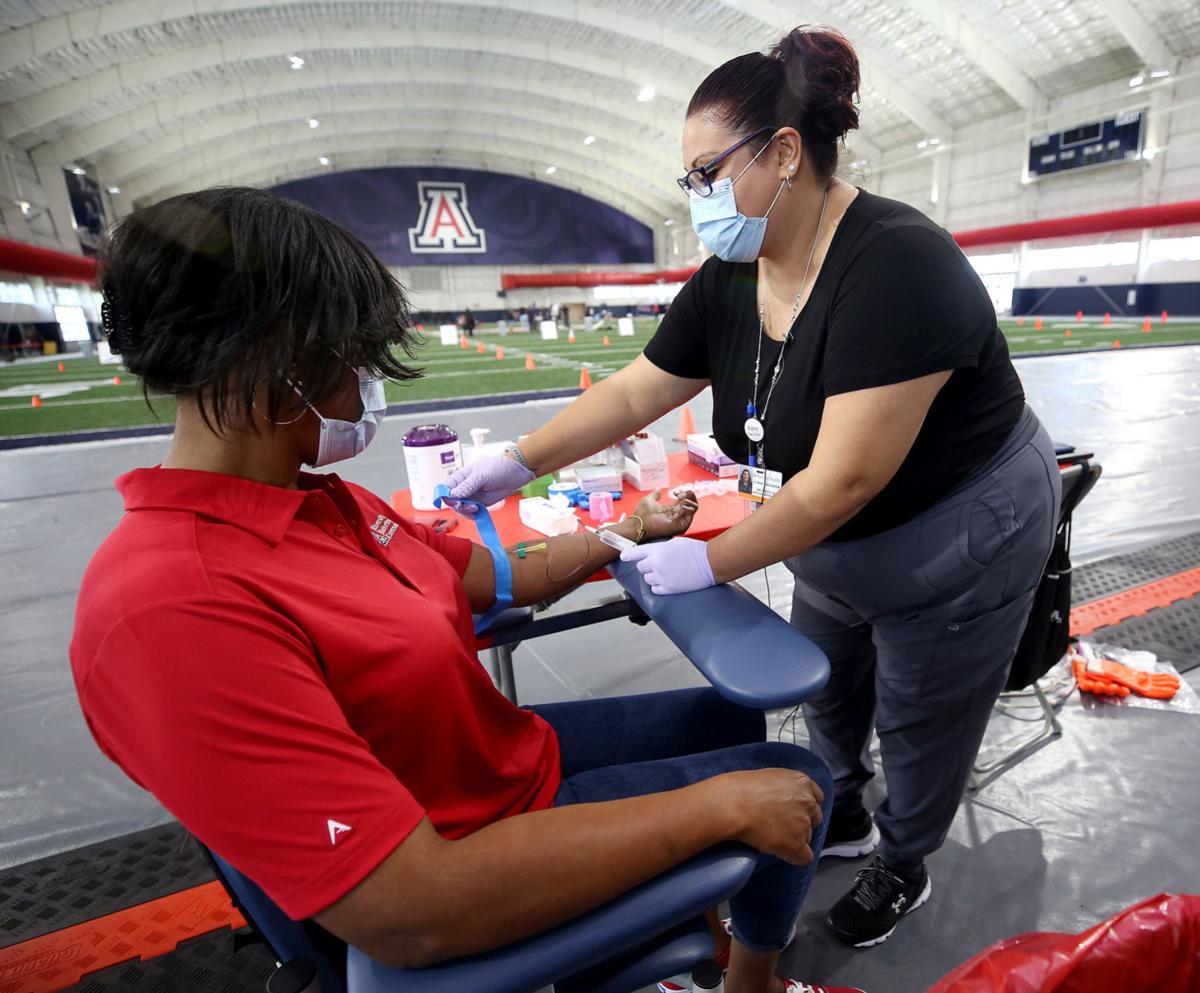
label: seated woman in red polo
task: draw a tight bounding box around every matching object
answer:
[70,187,858,993]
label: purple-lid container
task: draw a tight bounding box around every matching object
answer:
[402,423,458,446]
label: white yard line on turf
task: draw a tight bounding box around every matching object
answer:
[460,340,622,376]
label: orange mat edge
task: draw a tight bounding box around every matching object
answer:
[0,880,247,993]
[1071,566,1200,637]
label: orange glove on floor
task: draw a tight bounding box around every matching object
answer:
[1095,656,1180,700]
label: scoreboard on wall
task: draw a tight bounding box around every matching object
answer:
[1027,110,1145,179]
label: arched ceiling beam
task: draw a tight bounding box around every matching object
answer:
[100,97,678,192]
[59,72,677,165]
[119,119,680,217]
[900,0,1044,112]
[10,0,907,156]
[1,24,700,144]
[125,130,676,224]
[1091,0,1178,67]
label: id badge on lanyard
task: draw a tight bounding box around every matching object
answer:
[737,464,782,504]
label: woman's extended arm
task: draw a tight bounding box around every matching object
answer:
[518,355,706,475]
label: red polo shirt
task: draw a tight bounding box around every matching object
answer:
[70,467,561,920]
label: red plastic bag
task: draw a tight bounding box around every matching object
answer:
[928,893,1200,993]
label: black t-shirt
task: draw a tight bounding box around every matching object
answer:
[644,189,1025,542]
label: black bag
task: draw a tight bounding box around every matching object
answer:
[1004,454,1101,692]
[1005,519,1073,692]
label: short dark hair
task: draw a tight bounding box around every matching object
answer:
[98,186,421,431]
[687,25,860,183]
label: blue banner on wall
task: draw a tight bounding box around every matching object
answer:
[271,166,654,267]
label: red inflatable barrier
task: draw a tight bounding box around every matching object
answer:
[501,267,700,290]
[0,237,97,283]
[953,200,1200,249]
[929,893,1200,993]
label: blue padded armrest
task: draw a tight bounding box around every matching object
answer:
[346,845,756,993]
[607,554,830,710]
[473,605,535,634]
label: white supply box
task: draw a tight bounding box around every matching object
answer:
[574,465,623,493]
[620,433,669,491]
[686,433,739,478]
[618,316,635,336]
[540,320,559,340]
[519,497,580,537]
[439,324,459,346]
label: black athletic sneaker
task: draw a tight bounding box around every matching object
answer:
[827,856,932,947]
[820,809,881,860]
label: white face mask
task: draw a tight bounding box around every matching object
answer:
[296,367,387,468]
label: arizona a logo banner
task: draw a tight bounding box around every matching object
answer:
[408,181,487,254]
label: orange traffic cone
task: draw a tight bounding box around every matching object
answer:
[1076,310,1083,322]
[1162,310,1169,323]
[524,354,536,370]
[676,405,697,442]
[496,346,505,360]
[1142,316,1152,332]
[1066,329,1072,337]
[1016,317,1024,326]
[30,394,41,408]
[568,330,577,343]
[1112,339,1121,348]
[602,335,611,347]
[112,375,122,385]
[1034,317,1043,331]
[57,361,64,372]
[579,367,593,390]
[1104,313,1111,326]
[477,342,486,354]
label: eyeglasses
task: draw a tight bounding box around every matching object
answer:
[677,126,778,198]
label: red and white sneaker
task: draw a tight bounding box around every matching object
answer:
[656,919,733,993]
[657,922,866,993]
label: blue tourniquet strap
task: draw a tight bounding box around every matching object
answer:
[434,484,513,635]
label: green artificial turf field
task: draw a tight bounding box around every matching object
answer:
[2,316,1199,440]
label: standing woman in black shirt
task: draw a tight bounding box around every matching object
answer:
[450,25,1060,953]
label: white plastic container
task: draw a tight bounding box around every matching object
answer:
[519,497,579,537]
[403,424,463,510]
[463,427,514,510]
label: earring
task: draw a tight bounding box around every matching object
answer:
[785,175,793,190]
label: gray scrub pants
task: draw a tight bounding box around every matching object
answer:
[785,405,1060,872]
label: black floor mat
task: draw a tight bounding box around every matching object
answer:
[62,928,276,993]
[1087,592,1200,673]
[0,824,211,948]
[1073,531,1200,603]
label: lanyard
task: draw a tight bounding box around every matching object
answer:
[746,185,829,469]
[433,484,513,636]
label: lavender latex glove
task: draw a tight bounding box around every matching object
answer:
[620,537,717,596]
[446,453,535,510]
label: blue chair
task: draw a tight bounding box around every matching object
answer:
[204,559,831,993]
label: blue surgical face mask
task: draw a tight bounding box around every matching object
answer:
[296,367,387,468]
[689,136,787,263]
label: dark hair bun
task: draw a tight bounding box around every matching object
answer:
[770,25,860,142]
